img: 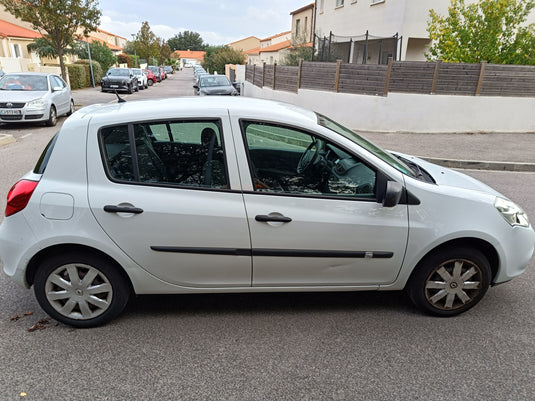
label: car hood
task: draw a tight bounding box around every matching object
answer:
[201,86,235,95]
[392,151,502,197]
[0,90,48,101]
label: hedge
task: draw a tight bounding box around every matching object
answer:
[66,64,86,89]
[75,59,103,87]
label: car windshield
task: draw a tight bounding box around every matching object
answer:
[200,76,231,87]
[0,75,48,91]
[317,113,416,178]
[108,69,129,76]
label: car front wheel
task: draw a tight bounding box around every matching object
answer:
[407,247,491,316]
[45,105,57,127]
[34,252,130,328]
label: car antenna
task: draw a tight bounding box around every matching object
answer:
[114,90,126,103]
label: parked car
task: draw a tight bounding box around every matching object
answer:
[160,67,167,80]
[131,68,148,89]
[101,68,139,94]
[1,97,533,328]
[164,66,174,75]
[143,69,157,86]
[194,75,239,96]
[147,66,162,83]
[0,72,74,126]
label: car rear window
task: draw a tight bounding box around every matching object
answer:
[33,134,58,174]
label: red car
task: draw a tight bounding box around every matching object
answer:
[143,69,157,86]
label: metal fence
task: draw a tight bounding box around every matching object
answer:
[245,60,535,97]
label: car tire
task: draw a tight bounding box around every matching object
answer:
[145,83,148,89]
[135,83,139,92]
[34,252,131,328]
[45,105,57,127]
[127,84,133,94]
[66,99,75,116]
[148,79,153,86]
[407,247,491,317]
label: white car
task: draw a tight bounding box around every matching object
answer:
[0,72,74,126]
[131,68,148,90]
[1,97,533,327]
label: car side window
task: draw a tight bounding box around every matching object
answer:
[242,121,376,198]
[100,121,228,189]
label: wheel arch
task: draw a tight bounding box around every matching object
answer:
[25,243,134,294]
[407,237,500,287]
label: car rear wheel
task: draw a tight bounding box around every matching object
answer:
[407,247,491,316]
[45,105,57,127]
[148,79,154,86]
[34,252,130,328]
[127,84,133,94]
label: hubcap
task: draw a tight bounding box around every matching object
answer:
[424,259,482,310]
[45,263,113,320]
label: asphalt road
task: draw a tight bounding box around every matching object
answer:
[0,71,534,400]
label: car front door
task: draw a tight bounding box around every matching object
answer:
[50,75,70,114]
[87,117,252,288]
[237,121,409,287]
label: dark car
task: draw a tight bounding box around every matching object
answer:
[101,68,139,94]
[194,75,239,96]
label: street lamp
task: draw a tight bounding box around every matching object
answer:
[86,36,95,87]
[131,34,138,68]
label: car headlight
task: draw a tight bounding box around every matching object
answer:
[495,197,530,227]
[26,98,46,110]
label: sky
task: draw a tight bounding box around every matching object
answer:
[98,0,311,45]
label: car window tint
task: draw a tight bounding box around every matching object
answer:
[101,125,135,181]
[100,121,228,189]
[242,122,376,198]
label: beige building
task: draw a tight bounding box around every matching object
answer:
[247,31,292,65]
[291,3,315,45]
[228,36,260,53]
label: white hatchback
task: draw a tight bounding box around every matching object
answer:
[1,97,533,327]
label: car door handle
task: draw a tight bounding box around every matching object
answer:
[104,205,144,214]
[255,214,292,223]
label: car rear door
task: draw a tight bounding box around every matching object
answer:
[87,114,252,288]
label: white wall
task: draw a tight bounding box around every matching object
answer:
[243,81,535,134]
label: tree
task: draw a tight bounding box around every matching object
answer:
[282,42,314,66]
[168,31,205,51]
[133,21,160,64]
[156,37,172,64]
[76,40,116,71]
[0,0,101,79]
[202,46,245,74]
[427,0,535,64]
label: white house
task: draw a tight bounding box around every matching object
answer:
[314,0,535,64]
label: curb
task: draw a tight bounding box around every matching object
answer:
[0,134,15,147]
[422,156,535,173]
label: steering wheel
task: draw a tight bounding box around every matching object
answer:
[297,140,323,173]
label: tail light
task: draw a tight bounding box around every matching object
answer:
[5,180,39,217]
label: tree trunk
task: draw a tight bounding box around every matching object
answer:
[57,47,67,81]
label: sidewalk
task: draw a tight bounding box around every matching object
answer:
[360,131,535,172]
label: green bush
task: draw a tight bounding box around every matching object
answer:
[66,64,86,89]
[75,59,103,87]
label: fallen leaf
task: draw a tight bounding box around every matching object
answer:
[28,318,50,332]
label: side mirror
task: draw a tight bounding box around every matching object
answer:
[383,181,403,207]
[193,85,199,89]
[52,86,62,92]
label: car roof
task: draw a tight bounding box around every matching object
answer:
[70,97,318,128]
[2,72,53,77]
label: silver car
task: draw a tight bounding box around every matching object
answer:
[194,75,238,96]
[0,72,74,126]
[0,97,533,327]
